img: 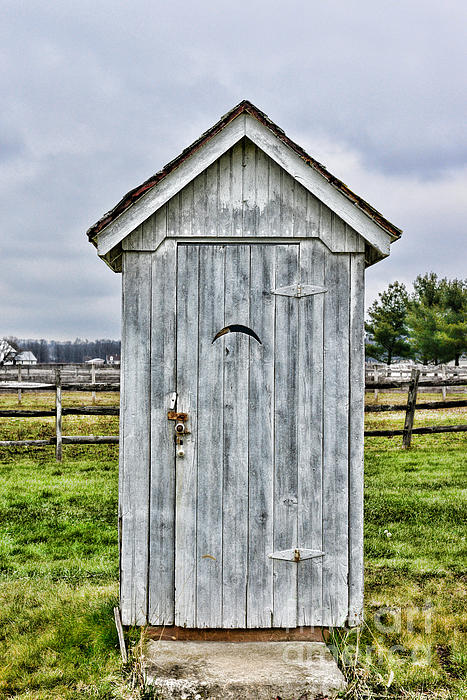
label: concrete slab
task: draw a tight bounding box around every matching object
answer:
[143,640,346,699]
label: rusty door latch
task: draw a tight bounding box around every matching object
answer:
[167,411,190,458]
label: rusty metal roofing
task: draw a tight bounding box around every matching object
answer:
[87,100,402,244]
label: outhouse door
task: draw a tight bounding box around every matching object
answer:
[173,240,348,629]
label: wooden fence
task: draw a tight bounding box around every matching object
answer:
[364,369,467,446]
[0,363,120,405]
[1,367,467,457]
[0,370,119,461]
[365,362,467,381]
[366,362,467,400]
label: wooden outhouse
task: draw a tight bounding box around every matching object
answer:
[87,101,401,633]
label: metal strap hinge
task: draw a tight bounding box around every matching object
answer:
[271,283,327,298]
[268,548,324,562]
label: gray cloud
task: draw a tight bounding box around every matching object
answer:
[1,0,466,338]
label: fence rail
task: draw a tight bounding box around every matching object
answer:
[365,424,467,438]
[1,365,467,455]
[0,363,120,384]
[0,382,119,393]
[0,436,119,447]
[365,398,467,413]
[365,362,467,380]
[365,377,467,389]
[0,407,119,417]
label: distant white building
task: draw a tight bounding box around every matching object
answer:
[14,351,38,365]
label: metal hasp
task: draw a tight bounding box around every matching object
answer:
[167,411,190,458]
[268,548,325,562]
[271,283,328,298]
[167,411,188,423]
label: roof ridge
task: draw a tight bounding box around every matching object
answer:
[87,101,402,242]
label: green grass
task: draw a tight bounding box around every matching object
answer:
[0,453,121,698]
[333,434,467,698]
[0,390,465,698]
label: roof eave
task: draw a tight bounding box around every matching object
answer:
[87,100,402,248]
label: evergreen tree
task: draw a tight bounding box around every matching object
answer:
[408,274,467,365]
[439,278,467,366]
[365,281,411,364]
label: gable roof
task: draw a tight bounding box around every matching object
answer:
[0,339,17,364]
[15,351,37,362]
[87,100,401,261]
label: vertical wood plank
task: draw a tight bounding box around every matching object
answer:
[205,161,219,236]
[268,160,281,236]
[167,192,180,237]
[280,170,294,236]
[297,238,325,626]
[273,244,299,628]
[222,244,250,627]
[331,213,346,251]
[255,147,270,237]
[322,249,350,626]
[175,244,200,627]
[154,206,167,248]
[218,151,232,236]
[122,224,143,251]
[193,171,206,236]
[120,252,152,625]
[348,252,365,626]
[319,202,333,251]
[118,270,126,621]
[242,140,256,236]
[305,192,320,237]
[345,224,365,253]
[293,183,307,237]
[142,215,156,249]
[148,240,177,625]
[196,244,225,626]
[180,181,194,236]
[231,141,243,235]
[247,244,275,627]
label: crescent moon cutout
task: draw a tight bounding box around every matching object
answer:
[212,325,262,345]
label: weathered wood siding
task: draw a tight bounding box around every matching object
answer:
[119,143,366,628]
[119,239,365,628]
[122,138,365,254]
[120,252,152,625]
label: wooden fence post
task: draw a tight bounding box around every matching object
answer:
[55,369,62,462]
[91,363,96,405]
[17,364,22,405]
[402,368,420,448]
[441,365,447,401]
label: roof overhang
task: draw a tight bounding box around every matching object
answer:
[87,101,401,269]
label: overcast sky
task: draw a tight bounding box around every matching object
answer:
[1,0,466,340]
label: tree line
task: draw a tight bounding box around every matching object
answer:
[5,273,466,367]
[366,273,467,365]
[5,338,121,364]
